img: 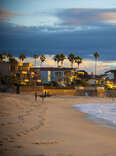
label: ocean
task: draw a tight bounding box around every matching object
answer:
[73,103,116,130]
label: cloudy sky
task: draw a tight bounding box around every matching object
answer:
[0,0,116,73]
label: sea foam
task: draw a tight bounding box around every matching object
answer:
[73,103,116,129]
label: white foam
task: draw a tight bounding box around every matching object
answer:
[73,103,116,125]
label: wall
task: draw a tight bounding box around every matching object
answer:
[44,87,105,97]
[0,63,10,75]
[17,86,105,97]
[20,86,43,92]
[40,71,49,83]
[43,89,77,96]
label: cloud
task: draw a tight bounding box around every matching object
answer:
[0,20,116,61]
[0,10,24,23]
[57,8,116,26]
[101,12,116,23]
[0,8,116,61]
[0,10,18,19]
[1,8,116,32]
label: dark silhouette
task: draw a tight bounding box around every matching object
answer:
[35,92,38,101]
[60,53,66,67]
[75,56,82,69]
[54,54,61,67]
[19,53,26,62]
[94,52,99,77]
[33,54,39,66]
[68,53,75,68]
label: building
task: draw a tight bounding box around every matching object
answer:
[103,70,116,88]
[30,67,76,85]
[76,70,89,80]
[105,70,116,82]
[87,71,116,88]
[0,62,16,75]
[16,62,41,85]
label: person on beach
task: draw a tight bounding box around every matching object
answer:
[44,91,47,97]
[42,95,44,103]
[35,92,38,101]
[41,91,47,103]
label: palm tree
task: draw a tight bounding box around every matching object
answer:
[33,54,39,66]
[7,53,12,58]
[19,53,26,62]
[68,53,75,68]
[9,57,18,64]
[54,54,61,67]
[94,52,99,77]
[7,53,13,62]
[60,53,66,67]
[0,53,5,62]
[2,52,7,57]
[8,57,18,73]
[75,56,82,69]
[40,55,46,66]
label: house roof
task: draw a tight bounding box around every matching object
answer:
[31,67,74,71]
[105,70,116,73]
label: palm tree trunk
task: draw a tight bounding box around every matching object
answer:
[78,63,79,69]
[41,61,42,67]
[35,59,36,66]
[95,59,97,77]
[71,62,73,68]
[61,61,63,67]
[57,61,59,67]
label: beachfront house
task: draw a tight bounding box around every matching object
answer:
[30,67,76,85]
[102,70,116,88]
[16,62,41,85]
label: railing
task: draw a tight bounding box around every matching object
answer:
[105,89,116,97]
[14,85,116,98]
[20,86,43,92]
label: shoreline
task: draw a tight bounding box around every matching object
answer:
[85,114,116,130]
[73,103,116,130]
[1,93,116,156]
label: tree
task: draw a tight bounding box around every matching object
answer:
[33,54,39,66]
[75,56,82,69]
[0,53,5,62]
[1,74,18,87]
[7,53,13,62]
[54,54,61,67]
[19,53,26,62]
[7,53,12,58]
[9,57,18,72]
[68,53,75,68]
[9,57,18,64]
[60,53,66,67]
[40,55,46,66]
[2,52,7,57]
[94,52,99,77]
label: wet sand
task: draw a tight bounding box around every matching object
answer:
[0,93,116,156]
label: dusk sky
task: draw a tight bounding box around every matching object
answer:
[0,0,116,71]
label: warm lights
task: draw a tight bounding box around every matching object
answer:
[24,79,29,82]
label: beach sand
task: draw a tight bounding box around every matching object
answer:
[0,93,116,156]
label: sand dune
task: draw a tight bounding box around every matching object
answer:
[0,93,116,156]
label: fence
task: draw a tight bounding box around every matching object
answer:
[43,87,104,97]
[19,86,43,93]
[43,88,77,96]
[16,86,116,98]
[105,89,116,97]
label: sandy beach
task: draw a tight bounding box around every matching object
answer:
[0,93,116,156]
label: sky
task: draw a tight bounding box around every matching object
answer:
[0,0,116,73]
